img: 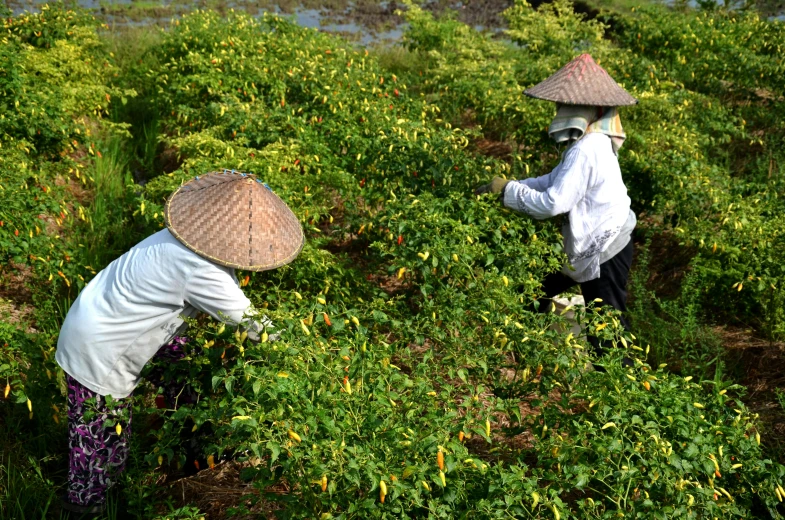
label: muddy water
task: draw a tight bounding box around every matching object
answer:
[6,0,513,43]
[6,0,781,41]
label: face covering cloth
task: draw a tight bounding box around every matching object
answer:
[548,105,626,154]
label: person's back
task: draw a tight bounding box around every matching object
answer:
[578,132,630,218]
[56,229,247,397]
[561,133,632,272]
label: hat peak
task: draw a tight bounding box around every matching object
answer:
[563,54,606,82]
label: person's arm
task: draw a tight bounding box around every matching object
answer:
[516,172,553,192]
[183,264,274,342]
[502,147,590,219]
[475,171,553,197]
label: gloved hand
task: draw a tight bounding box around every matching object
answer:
[475,177,510,196]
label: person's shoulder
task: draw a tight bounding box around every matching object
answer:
[144,229,236,277]
[563,135,600,162]
[577,132,611,149]
[145,228,204,264]
[133,228,176,247]
[572,133,615,161]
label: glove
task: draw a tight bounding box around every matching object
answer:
[474,177,510,197]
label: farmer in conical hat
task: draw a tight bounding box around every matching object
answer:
[55,171,304,515]
[476,54,637,351]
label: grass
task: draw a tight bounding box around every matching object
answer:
[101,25,163,72]
[0,450,57,520]
[81,138,136,270]
[626,238,724,377]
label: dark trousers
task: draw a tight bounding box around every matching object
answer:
[538,238,634,352]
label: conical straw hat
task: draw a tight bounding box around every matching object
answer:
[164,171,305,272]
[524,54,637,107]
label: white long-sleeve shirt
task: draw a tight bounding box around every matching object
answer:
[503,133,634,283]
[56,229,269,398]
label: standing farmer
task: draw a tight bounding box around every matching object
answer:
[55,171,304,515]
[476,54,637,352]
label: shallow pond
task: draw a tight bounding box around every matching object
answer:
[6,0,782,43]
[7,0,514,43]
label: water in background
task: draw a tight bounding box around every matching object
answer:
[6,0,782,41]
[6,0,509,43]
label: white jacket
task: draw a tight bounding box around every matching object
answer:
[503,133,634,282]
[56,229,268,398]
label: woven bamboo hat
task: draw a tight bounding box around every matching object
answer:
[164,170,304,271]
[524,54,637,107]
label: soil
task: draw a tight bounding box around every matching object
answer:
[0,297,36,333]
[719,326,785,457]
[162,460,284,519]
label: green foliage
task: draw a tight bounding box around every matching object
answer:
[400,0,785,340]
[113,7,785,518]
[1,1,785,518]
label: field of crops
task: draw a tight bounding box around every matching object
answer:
[1,0,784,518]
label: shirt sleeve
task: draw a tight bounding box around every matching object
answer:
[516,172,552,192]
[502,147,590,220]
[183,264,273,342]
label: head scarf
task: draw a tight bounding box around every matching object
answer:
[548,105,626,155]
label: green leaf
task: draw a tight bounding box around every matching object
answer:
[267,441,281,464]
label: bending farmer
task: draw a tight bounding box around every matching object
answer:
[476,54,637,352]
[55,171,304,515]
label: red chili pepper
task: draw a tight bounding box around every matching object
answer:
[360,178,366,188]
[394,89,399,97]
[397,235,403,246]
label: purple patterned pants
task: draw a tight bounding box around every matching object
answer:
[66,336,191,507]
